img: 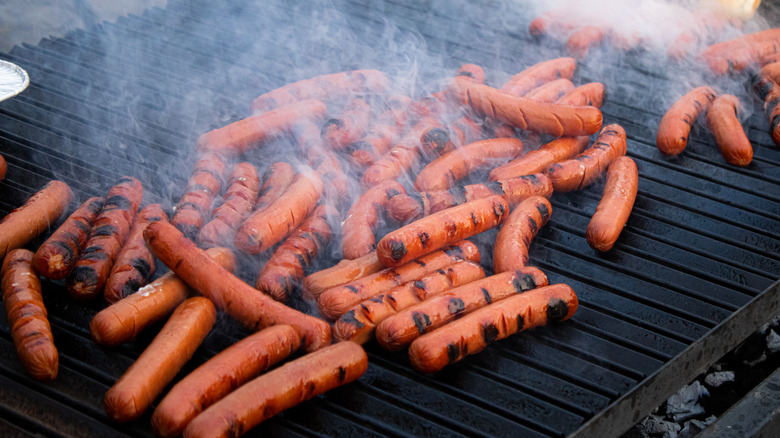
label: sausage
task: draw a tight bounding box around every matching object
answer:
[293,120,351,201]
[249,69,389,113]
[342,181,406,260]
[318,240,481,320]
[546,123,627,192]
[387,174,553,225]
[703,28,780,74]
[375,267,549,352]
[151,325,301,437]
[1,249,58,381]
[500,57,577,97]
[198,162,261,248]
[234,171,323,254]
[706,94,753,166]
[67,177,143,301]
[376,196,509,268]
[414,138,525,192]
[566,25,607,59]
[256,205,339,302]
[408,283,578,373]
[144,221,332,352]
[586,157,639,252]
[104,204,168,304]
[0,180,71,260]
[104,297,216,423]
[489,136,589,181]
[302,251,384,299]
[668,11,742,59]
[321,98,372,151]
[555,82,605,107]
[361,118,443,187]
[493,196,552,273]
[0,154,5,182]
[333,260,486,344]
[171,152,230,239]
[656,87,717,156]
[197,100,328,155]
[32,196,104,280]
[418,126,455,161]
[253,161,296,214]
[90,247,236,347]
[349,95,411,167]
[182,342,368,438]
[524,78,576,103]
[442,64,486,106]
[459,82,603,137]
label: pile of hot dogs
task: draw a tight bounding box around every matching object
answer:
[0,56,640,437]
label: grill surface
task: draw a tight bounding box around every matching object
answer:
[0,1,779,437]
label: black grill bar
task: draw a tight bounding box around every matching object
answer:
[0,0,779,437]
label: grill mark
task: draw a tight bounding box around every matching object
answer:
[345,285,359,294]
[484,181,504,195]
[447,343,460,363]
[121,279,142,299]
[483,323,499,344]
[537,203,550,223]
[513,273,537,292]
[103,195,132,211]
[481,287,492,304]
[93,225,118,238]
[341,310,365,329]
[547,298,569,322]
[69,266,98,285]
[130,258,153,280]
[389,240,407,261]
[449,185,468,204]
[447,297,465,315]
[418,231,430,248]
[412,312,431,334]
[51,241,76,263]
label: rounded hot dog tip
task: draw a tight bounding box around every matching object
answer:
[342,180,406,260]
[586,156,638,252]
[376,196,509,268]
[408,283,578,374]
[656,86,718,157]
[144,220,331,352]
[706,94,754,166]
[0,180,72,261]
[151,325,301,437]
[104,296,217,423]
[182,341,368,438]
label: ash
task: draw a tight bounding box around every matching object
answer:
[624,316,780,437]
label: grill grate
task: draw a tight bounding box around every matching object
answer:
[1,0,779,437]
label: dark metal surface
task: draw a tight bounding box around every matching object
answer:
[0,0,778,437]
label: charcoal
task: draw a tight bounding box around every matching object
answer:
[704,371,735,387]
[678,416,716,438]
[666,381,709,422]
[638,415,680,437]
[767,329,780,353]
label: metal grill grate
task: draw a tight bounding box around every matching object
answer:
[0,1,778,437]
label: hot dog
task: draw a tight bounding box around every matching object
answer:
[253,161,295,214]
[489,136,589,181]
[500,57,577,97]
[90,247,236,347]
[349,95,411,167]
[321,98,372,151]
[32,196,104,280]
[198,162,261,248]
[234,171,323,254]
[525,78,576,103]
[442,64,486,106]
[103,203,167,303]
[197,100,328,155]
[546,123,627,192]
[333,260,486,344]
[408,283,578,373]
[256,205,338,302]
[414,138,524,192]
[151,325,301,437]
[249,69,389,113]
[303,251,384,299]
[586,157,638,252]
[387,174,553,225]
[656,87,717,156]
[0,154,5,182]
[342,181,406,260]
[376,267,549,352]
[2,249,58,381]
[555,82,605,107]
[0,180,71,260]
[566,25,607,59]
[293,120,351,201]
[317,240,481,321]
[104,297,216,423]
[493,196,552,273]
[144,221,332,351]
[362,118,443,187]
[182,342,368,438]
[459,82,602,137]
[68,177,143,301]
[171,152,229,239]
[376,196,509,268]
[706,94,753,166]
[703,28,780,75]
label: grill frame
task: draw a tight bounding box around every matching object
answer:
[0,0,779,437]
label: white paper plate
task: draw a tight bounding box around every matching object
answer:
[0,60,30,103]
